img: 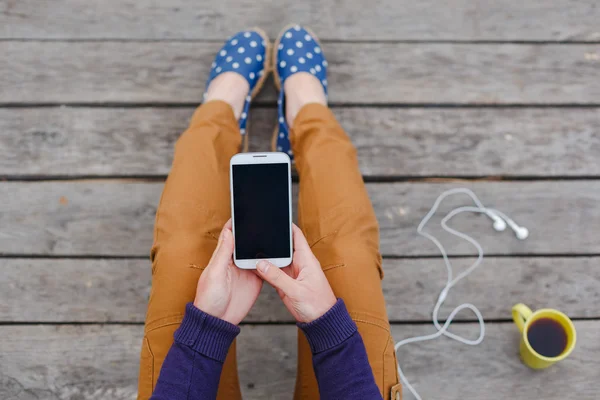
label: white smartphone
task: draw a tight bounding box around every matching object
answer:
[230,152,293,269]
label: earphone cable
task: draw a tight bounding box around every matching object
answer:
[394,188,526,400]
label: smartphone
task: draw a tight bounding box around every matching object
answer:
[230,152,293,269]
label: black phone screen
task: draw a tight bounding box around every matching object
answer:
[232,163,291,260]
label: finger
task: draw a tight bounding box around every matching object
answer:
[291,225,319,273]
[292,224,311,253]
[207,218,233,266]
[256,260,297,296]
[208,225,234,269]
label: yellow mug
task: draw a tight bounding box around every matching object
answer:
[512,303,576,369]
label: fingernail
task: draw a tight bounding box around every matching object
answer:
[256,260,269,273]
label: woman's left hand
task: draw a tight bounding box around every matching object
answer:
[193,219,262,325]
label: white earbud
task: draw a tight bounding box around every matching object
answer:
[493,219,507,231]
[515,226,529,240]
[486,210,507,231]
[487,208,529,240]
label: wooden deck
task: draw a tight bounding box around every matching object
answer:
[1,1,599,398]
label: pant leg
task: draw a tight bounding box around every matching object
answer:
[291,104,401,400]
[137,100,243,400]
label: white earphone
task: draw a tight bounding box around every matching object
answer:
[486,208,529,239]
[394,188,529,400]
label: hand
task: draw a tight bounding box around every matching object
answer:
[256,224,337,323]
[193,219,262,325]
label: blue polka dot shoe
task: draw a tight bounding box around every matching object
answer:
[204,28,271,151]
[271,24,328,160]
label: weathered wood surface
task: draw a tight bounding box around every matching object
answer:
[2,0,599,396]
[0,259,151,323]
[1,0,599,41]
[392,321,598,399]
[2,42,600,104]
[0,322,597,399]
[0,325,141,400]
[1,180,597,257]
[2,107,599,177]
[2,257,598,323]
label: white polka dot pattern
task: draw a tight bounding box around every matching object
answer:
[206,30,268,134]
[274,25,328,160]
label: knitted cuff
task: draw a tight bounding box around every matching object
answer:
[174,303,240,362]
[297,299,357,354]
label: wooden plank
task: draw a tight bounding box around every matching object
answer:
[2,42,599,104]
[381,256,600,322]
[0,259,150,323]
[1,257,598,323]
[392,321,598,399]
[0,325,141,400]
[0,322,597,399]
[1,0,599,41]
[1,180,598,256]
[2,107,599,177]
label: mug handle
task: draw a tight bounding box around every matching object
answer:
[512,303,533,333]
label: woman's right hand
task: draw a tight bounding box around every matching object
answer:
[256,224,337,323]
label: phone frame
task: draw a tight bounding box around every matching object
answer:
[230,152,293,269]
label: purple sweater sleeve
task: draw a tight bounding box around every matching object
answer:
[298,299,383,399]
[151,303,240,400]
[151,300,381,400]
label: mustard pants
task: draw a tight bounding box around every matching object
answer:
[137,100,401,399]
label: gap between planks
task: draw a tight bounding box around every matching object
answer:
[1,318,599,326]
[1,38,600,44]
[3,177,600,183]
[2,253,600,259]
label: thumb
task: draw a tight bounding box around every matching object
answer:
[256,260,297,295]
